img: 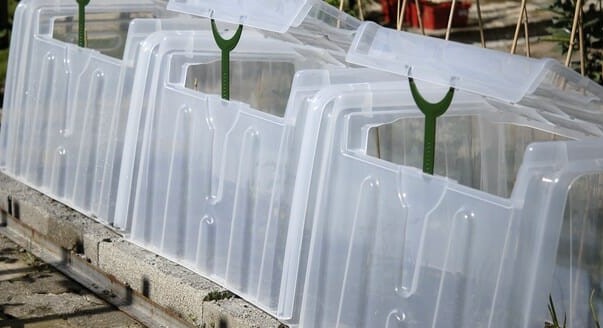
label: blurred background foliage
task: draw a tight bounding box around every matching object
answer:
[1,0,19,101]
[546,0,603,84]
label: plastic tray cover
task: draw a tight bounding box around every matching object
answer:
[292,82,603,327]
[167,0,318,32]
[113,26,404,319]
[0,0,188,227]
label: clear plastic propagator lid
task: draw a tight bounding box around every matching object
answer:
[346,21,603,105]
[165,1,603,107]
[167,0,319,33]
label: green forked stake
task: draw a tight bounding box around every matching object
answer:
[210,19,243,100]
[408,78,455,175]
[76,0,90,47]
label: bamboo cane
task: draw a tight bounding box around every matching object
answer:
[565,0,584,66]
[523,7,531,57]
[338,0,345,28]
[414,0,425,35]
[358,0,365,20]
[476,0,486,47]
[578,9,585,75]
[511,0,527,54]
[398,0,410,30]
[397,0,401,27]
[445,0,458,40]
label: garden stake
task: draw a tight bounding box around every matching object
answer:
[578,12,585,75]
[338,0,345,28]
[565,0,583,66]
[445,0,457,40]
[211,19,243,100]
[408,78,455,175]
[511,0,527,54]
[523,6,531,57]
[414,0,425,35]
[397,0,409,31]
[76,0,90,47]
[476,0,486,47]
[358,0,365,21]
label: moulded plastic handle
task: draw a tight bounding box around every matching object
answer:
[408,78,455,175]
[211,19,244,100]
[76,0,90,47]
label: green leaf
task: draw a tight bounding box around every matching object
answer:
[583,18,602,28]
[541,36,572,43]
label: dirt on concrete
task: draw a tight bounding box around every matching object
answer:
[0,234,143,328]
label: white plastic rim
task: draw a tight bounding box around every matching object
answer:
[167,0,319,33]
[346,21,558,103]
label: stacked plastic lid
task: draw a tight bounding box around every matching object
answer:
[302,23,603,328]
[1,0,603,327]
[0,0,368,322]
[110,3,370,319]
[0,0,355,228]
[0,0,199,227]
[306,23,603,328]
[167,0,319,32]
[119,1,602,327]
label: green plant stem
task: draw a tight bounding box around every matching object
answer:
[590,290,601,328]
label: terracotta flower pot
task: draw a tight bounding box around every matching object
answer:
[407,1,471,30]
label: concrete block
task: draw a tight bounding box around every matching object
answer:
[0,172,286,328]
[98,238,222,327]
[0,189,9,213]
[202,298,284,328]
[82,226,120,266]
[14,197,51,235]
[0,173,113,254]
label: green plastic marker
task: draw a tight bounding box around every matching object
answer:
[210,19,243,100]
[408,78,455,175]
[76,0,90,47]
